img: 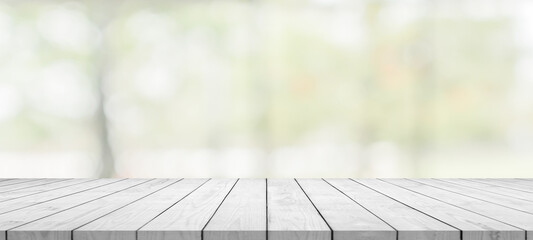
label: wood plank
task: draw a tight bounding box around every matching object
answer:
[0,179,14,183]
[267,179,330,240]
[468,179,533,193]
[1,178,532,240]
[74,179,208,240]
[0,179,121,214]
[0,179,149,240]
[325,179,458,240]
[0,179,38,188]
[355,179,524,240]
[0,179,94,203]
[0,178,53,193]
[138,179,237,240]
[485,178,533,189]
[298,179,394,240]
[0,179,67,193]
[204,179,266,240]
[384,179,533,240]
[415,179,533,213]
[439,179,533,202]
[491,179,533,187]
[9,179,178,240]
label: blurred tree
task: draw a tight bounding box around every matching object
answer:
[90,1,117,178]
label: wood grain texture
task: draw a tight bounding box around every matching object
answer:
[0,179,54,193]
[9,179,177,240]
[298,179,395,240]
[414,179,533,213]
[0,179,41,188]
[441,179,533,202]
[496,179,533,187]
[357,179,524,240]
[0,179,93,203]
[74,179,208,240]
[138,179,237,240]
[204,179,266,240]
[0,179,148,240]
[469,179,533,193]
[267,179,330,240]
[326,179,458,240]
[0,179,22,186]
[385,179,533,240]
[0,179,531,240]
[0,179,121,214]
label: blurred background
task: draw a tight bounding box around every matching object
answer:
[0,0,532,178]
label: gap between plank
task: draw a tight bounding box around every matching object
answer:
[5,179,153,233]
[0,179,97,204]
[384,178,527,233]
[354,179,465,240]
[71,178,185,232]
[0,179,42,188]
[349,178,461,233]
[265,178,268,240]
[200,179,240,240]
[415,179,533,214]
[435,179,533,203]
[0,179,127,215]
[0,179,69,194]
[321,179,398,240]
[134,178,212,240]
[466,179,533,194]
[294,179,334,240]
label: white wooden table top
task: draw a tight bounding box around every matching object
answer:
[0,178,531,240]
